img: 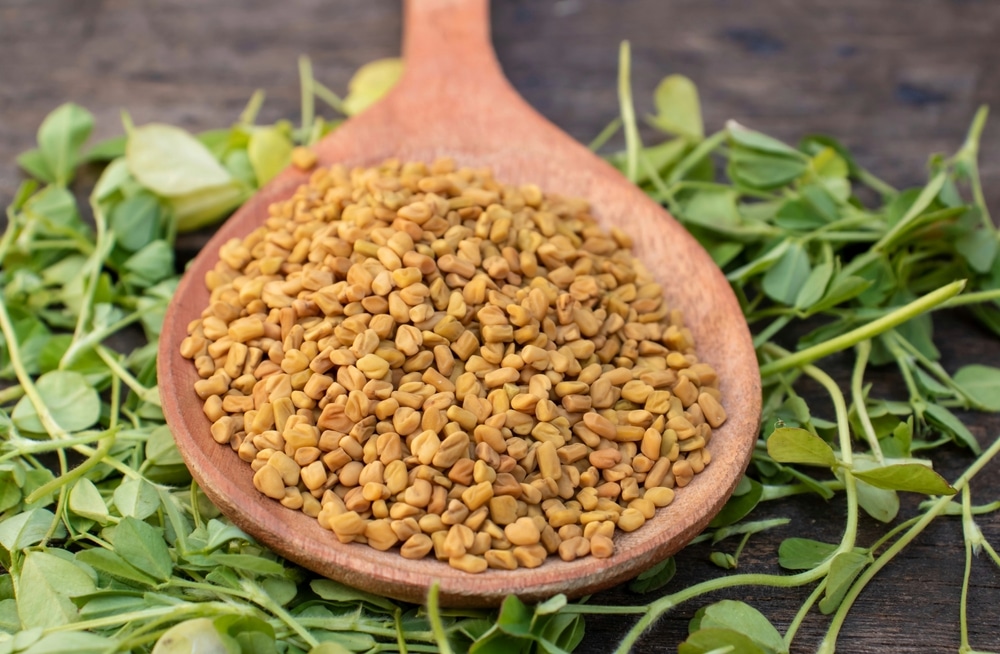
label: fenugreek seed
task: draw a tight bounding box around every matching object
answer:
[185,158,724,571]
[462,481,494,511]
[698,392,727,428]
[483,367,519,387]
[617,507,646,532]
[672,374,699,408]
[590,534,615,559]
[582,412,618,440]
[329,512,367,542]
[253,465,286,500]
[513,543,547,568]
[672,460,695,487]
[644,486,675,507]
[398,533,433,559]
[485,549,518,570]
[449,553,488,574]
[290,146,317,170]
[535,441,562,480]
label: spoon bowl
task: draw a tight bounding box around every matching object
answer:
[159,0,761,607]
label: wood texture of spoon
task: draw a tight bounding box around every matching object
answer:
[158,0,761,607]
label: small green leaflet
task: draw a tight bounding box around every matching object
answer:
[953,364,1000,411]
[68,479,110,525]
[794,259,833,310]
[819,551,871,614]
[687,601,787,654]
[709,477,762,528]
[109,192,161,253]
[649,75,704,139]
[169,181,249,233]
[19,103,95,186]
[110,517,173,582]
[126,123,233,196]
[342,58,404,116]
[762,241,811,305]
[924,403,981,454]
[629,557,676,593]
[0,509,59,552]
[14,631,115,654]
[248,127,293,186]
[778,538,838,570]
[113,477,161,519]
[850,463,956,495]
[75,549,159,587]
[766,427,837,467]
[679,628,766,654]
[11,370,100,434]
[150,618,237,654]
[17,550,97,629]
[855,479,900,523]
[210,554,286,577]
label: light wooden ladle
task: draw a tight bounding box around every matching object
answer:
[158,0,761,607]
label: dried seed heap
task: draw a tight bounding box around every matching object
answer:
[181,158,726,573]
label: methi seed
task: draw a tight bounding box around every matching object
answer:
[182,158,725,573]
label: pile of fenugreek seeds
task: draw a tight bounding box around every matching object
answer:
[180,158,725,573]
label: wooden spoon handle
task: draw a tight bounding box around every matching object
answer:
[398,0,507,96]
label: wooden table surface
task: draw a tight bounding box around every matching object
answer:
[1,1,999,652]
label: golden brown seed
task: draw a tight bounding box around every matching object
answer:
[485,549,518,570]
[184,158,724,572]
[589,534,615,558]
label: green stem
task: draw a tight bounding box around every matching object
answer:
[803,360,858,553]
[239,89,266,125]
[0,429,130,461]
[617,41,640,183]
[243,579,318,648]
[60,307,146,369]
[426,582,454,654]
[299,55,316,142]
[819,431,1000,652]
[885,334,923,409]
[611,568,829,654]
[0,385,25,405]
[0,293,75,442]
[855,166,898,199]
[95,345,159,405]
[313,80,347,115]
[959,486,974,654]
[665,130,727,185]
[872,170,947,252]
[958,106,993,232]
[850,340,884,462]
[783,579,827,648]
[940,288,1000,309]
[758,280,966,377]
[68,198,113,353]
[588,117,622,151]
[752,314,793,349]
[45,601,248,633]
[393,608,409,654]
[980,539,1000,570]
[24,436,115,504]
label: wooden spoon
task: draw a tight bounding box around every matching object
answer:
[158,0,761,607]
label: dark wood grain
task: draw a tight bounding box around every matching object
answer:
[2,0,999,652]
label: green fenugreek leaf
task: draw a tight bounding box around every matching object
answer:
[850,463,956,495]
[766,427,838,467]
[110,517,172,582]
